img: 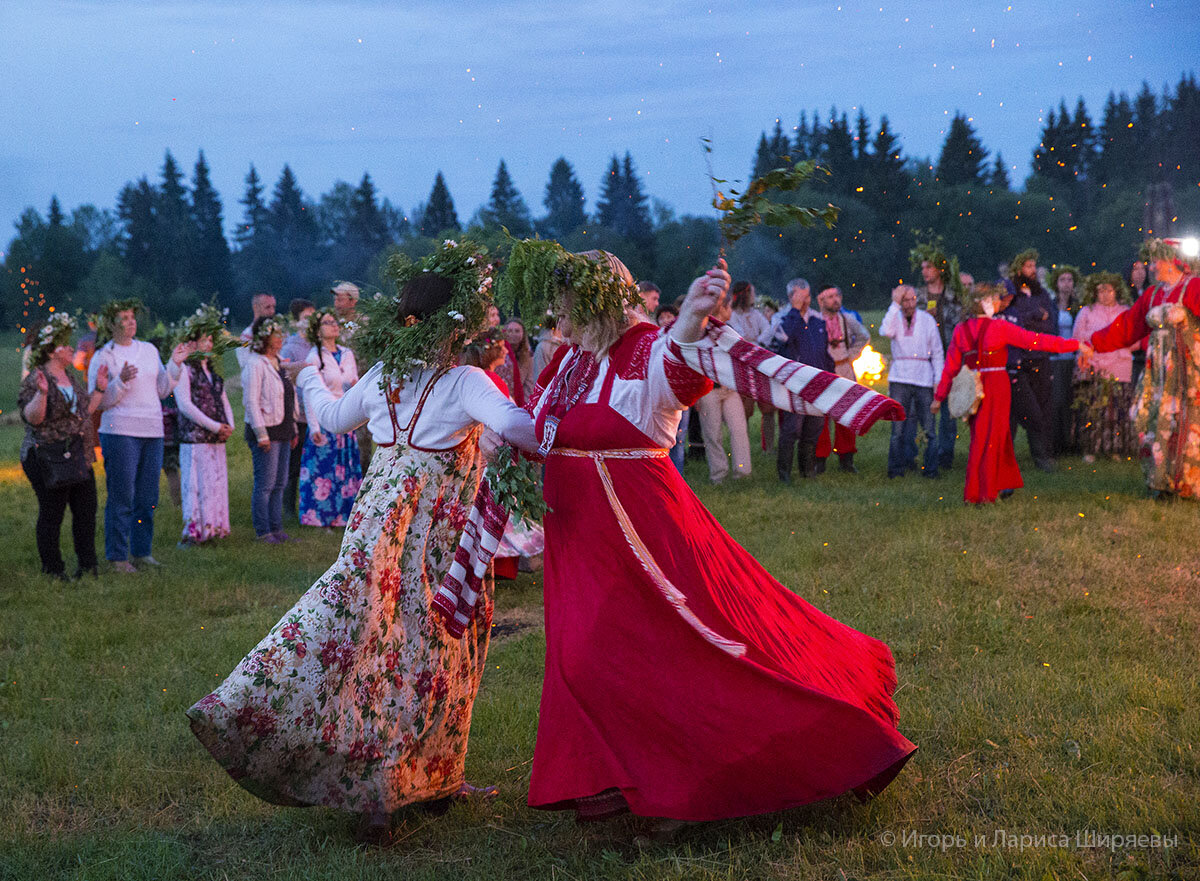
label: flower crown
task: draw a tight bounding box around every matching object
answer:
[178,300,242,370]
[250,316,287,353]
[94,297,145,345]
[355,238,495,378]
[497,238,640,329]
[304,308,340,347]
[29,312,78,366]
[1140,237,1198,273]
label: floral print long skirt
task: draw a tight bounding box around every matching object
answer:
[1071,379,1135,459]
[186,432,492,813]
[1134,305,1200,498]
[299,430,363,527]
[180,443,230,543]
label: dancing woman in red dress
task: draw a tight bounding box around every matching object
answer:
[517,251,916,825]
[931,284,1088,504]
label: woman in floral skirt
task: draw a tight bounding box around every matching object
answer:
[186,241,538,843]
[175,304,237,545]
[298,308,362,528]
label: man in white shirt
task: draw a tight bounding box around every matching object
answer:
[236,292,276,369]
[881,284,944,479]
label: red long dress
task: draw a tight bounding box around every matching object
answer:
[527,323,916,822]
[934,317,1079,504]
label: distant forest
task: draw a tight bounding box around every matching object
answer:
[4,72,1198,331]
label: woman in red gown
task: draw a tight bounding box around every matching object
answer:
[524,253,916,824]
[931,285,1089,504]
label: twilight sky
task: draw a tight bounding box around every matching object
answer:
[1,1,1196,239]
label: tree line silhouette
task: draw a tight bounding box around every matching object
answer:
[4,73,1197,332]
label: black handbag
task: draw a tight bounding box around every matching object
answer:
[35,434,90,489]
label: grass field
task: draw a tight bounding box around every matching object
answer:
[1,330,1197,880]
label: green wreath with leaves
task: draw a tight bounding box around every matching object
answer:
[355,239,494,379]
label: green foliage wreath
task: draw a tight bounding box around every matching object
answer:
[355,239,494,379]
[497,238,639,330]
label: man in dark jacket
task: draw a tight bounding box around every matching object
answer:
[1002,249,1058,472]
[776,278,830,481]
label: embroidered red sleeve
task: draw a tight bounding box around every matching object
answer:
[664,355,713,407]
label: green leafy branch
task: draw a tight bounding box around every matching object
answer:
[701,138,839,250]
[486,445,547,522]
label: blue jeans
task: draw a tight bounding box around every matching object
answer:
[249,439,290,537]
[936,405,958,469]
[99,433,164,561]
[669,408,690,474]
[887,383,938,477]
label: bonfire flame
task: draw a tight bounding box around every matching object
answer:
[853,344,886,385]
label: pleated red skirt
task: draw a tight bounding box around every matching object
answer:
[528,400,916,822]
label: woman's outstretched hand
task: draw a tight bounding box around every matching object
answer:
[672,258,731,343]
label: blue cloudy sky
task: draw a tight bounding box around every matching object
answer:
[1,1,1196,237]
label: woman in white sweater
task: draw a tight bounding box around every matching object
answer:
[297,308,361,528]
[87,301,188,573]
[240,315,296,542]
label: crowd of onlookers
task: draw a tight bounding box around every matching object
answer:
[633,250,1147,493]
[13,249,1153,579]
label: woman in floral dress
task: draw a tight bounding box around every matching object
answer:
[187,242,538,841]
[1084,238,1200,499]
[175,305,236,545]
[298,308,362,528]
[1070,272,1136,462]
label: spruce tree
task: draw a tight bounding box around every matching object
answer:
[117,177,157,279]
[478,160,533,236]
[236,164,268,248]
[990,154,1011,190]
[1071,97,1096,183]
[349,173,390,254]
[822,109,856,189]
[793,112,811,159]
[266,164,321,299]
[541,157,587,238]
[595,155,623,230]
[866,115,908,210]
[39,196,89,302]
[620,152,653,246]
[190,150,233,302]
[768,120,790,166]
[1092,92,1135,186]
[752,132,773,177]
[422,171,459,234]
[1166,73,1200,186]
[855,108,870,161]
[935,113,989,186]
[154,150,198,291]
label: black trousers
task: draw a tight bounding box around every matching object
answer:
[777,413,824,478]
[1009,358,1053,462]
[284,421,308,519]
[22,453,98,575]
